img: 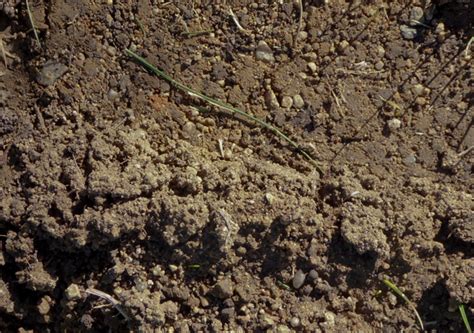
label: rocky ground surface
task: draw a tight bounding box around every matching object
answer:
[0,0,472,332]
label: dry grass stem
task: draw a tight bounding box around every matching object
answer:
[26,0,42,48]
[85,288,129,321]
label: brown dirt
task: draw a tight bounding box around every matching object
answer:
[0,1,473,332]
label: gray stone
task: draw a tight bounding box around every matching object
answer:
[107,89,119,100]
[403,154,417,165]
[409,6,424,25]
[36,62,68,86]
[292,269,306,289]
[255,41,275,63]
[400,25,418,40]
[374,61,384,70]
[212,279,234,299]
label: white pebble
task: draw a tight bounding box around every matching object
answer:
[387,118,401,131]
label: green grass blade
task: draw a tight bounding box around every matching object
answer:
[125,49,322,172]
[383,279,409,303]
[460,304,473,333]
[26,0,41,48]
[383,278,424,331]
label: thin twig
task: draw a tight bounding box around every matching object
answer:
[458,145,473,158]
[181,30,213,37]
[85,288,130,321]
[466,36,473,58]
[218,139,225,158]
[293,0,303,49]
[125,49,323,172]
[229,7,247,33]
[26,0,42,48]
[0,37,7,67]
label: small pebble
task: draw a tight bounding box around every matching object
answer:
[409,6,424,25]
[376,46,385,57]
[403,154,417,165]
[324,312,336,327]
[169,264,178,272]
[388,293,398,306]
[200,296,210,307]
[107,89,119,100]
[293,94,305,108]
[290,317,300,328]
[125,108,135,121]
[303,52,317,61]
[255,41,275,63]
[275,325,291,333]
[308,269,318,279]
[306,63,317,74]
[106,46,116,56]
[292,269,306,289]
[412,83,425,96]
[264,89,280,109]
[374,61,384,70]
[281,96,293,109]
[387,118,401,131]
[435,22,446,42]
[400,25,417,40]
[260,314,275,328]
[338,40,349,52]
[65,284,81,301]
[36,62,68,87]
[298,72,308,80]
[297,31,308,40]
[221,307,235,321]
[415,96,427,106]
[435,22,445,34]
[264,193,275,205]
[212,279,234,299]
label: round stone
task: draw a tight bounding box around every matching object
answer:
[293,94,305,108]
